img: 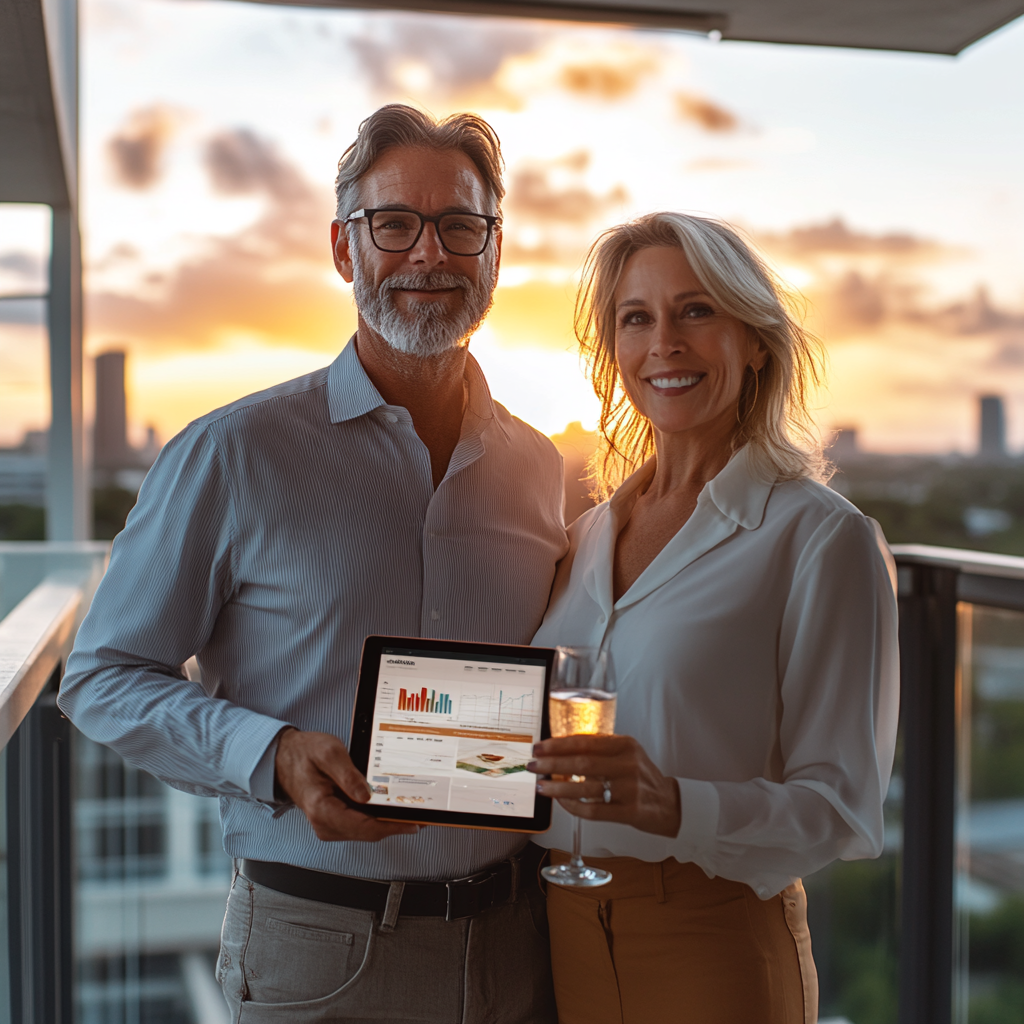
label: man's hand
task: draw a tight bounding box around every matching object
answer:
[274,728,420,842]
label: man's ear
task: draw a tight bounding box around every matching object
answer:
[331,220,354,283]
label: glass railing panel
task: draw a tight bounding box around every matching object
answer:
[956,603,1024,1024]
[74,734,232,1024]
[0,745,10,1024]
[0,541,109,621]
[805,738,903,1024]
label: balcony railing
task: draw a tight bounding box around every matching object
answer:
[2,539,1024,1023]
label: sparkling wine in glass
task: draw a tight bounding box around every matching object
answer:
[541,646,616,889]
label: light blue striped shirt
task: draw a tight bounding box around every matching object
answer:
[59,339,568,881]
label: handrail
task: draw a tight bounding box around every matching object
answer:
[0,574,85,749]
[891,543,1024,579]
[892,543,1024,613]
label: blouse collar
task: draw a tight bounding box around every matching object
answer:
[609,444,774,533]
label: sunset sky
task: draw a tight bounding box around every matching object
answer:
[2,0,1024,455]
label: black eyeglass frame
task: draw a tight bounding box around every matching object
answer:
[344,208,501,257]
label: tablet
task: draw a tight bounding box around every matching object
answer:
[349,636,556,832]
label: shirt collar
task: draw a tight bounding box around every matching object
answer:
[327,337,386,424]
[326,335,510,441]
[706,445,774,530]
[608,444,773,532]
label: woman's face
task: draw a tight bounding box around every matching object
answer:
[613,246,767,441]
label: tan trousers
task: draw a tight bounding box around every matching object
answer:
[545,852,818,1024]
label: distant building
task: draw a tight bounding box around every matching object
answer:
[978,395,1007,460]
[94,351,131,472]
[831,427,860,462]
[92,349,160,489]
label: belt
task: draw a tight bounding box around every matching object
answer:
[240,844,544,923]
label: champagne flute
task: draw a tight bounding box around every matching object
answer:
[541,646,617,888]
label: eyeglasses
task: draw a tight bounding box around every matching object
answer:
[344,208,500,257]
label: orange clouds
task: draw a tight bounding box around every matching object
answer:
[674,92,738,132]
[762,218,951,260]
[559,53,656,101]
[90,127,353,354]
[107,105,181,189]
[501,151,628,266]
[755,219,1024,349]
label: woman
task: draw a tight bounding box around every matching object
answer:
[528,212,899,1024]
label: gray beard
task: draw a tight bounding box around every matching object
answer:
[352,246,497,358]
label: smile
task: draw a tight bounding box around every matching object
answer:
[648,373,704,390]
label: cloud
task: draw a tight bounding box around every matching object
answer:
[761,218,951,261]
[559,52,656,101]
[917,286,1024,336]
[204,128,308,202]
[0,251,47,296]
[685,158,754,173]
[89,128,353,353]
[0,251,45,280]
[747,218,1024,344]
[505,151,627,224]
[0,298,46,326]
[107,105,180,189]
[675,92,738,132]
[348,14,541,103]
[501,152,628,266]
[989,342,1024,368]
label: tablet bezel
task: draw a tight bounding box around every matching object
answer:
[349,635,555,832]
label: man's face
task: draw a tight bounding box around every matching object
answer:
[332,146,501,358]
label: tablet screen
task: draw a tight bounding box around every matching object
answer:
[365,644,547,820]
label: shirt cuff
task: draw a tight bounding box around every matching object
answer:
[669,778,720,862]
[247,726,293,811]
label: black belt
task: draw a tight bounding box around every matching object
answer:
[240,844,544,923]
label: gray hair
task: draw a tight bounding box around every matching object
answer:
[335,105,505,223]
[576,211,830,495]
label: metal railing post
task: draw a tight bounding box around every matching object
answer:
[5,669,75,1024]
[897,563,957,1024]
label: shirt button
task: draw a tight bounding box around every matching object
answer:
[431,609,440,621]
[384,412,398,423]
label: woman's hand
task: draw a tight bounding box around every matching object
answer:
[529,735,682,838]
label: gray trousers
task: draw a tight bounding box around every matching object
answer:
[217,868,558,1024]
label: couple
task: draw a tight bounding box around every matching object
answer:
[59,105,898,1024]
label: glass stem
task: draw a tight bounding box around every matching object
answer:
[570,814,585,869]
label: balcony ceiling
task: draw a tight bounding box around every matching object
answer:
[0,0,75,206]
[241,0,1024,55]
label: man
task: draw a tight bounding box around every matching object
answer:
[59,105,567,1023]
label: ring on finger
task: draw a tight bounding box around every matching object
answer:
[578,777,610,805]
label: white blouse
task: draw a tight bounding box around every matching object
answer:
[532,446,899,899]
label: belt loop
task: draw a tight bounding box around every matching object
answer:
[510,854,521,904]
[380,881,405,932]
[654,860,667,903]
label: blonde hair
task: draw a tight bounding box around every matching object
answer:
[576,212,829,497]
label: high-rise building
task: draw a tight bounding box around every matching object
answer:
[94,351,130,471]
[979,395,1007,460]
[831,427,860,463]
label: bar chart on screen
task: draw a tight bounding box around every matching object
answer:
[396,687,452,714]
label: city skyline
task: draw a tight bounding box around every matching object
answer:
[2,0,1024,456]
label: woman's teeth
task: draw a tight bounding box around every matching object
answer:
[650,375,701,389]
